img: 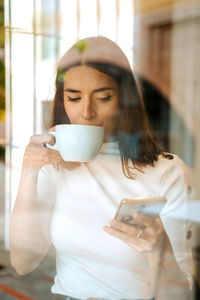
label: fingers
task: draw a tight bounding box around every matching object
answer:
[109,220,138,236]
[23,136,62,170]
[30,134,55,146]
[104,216,165,253]
[25,145,60,162]
[47,149,62,164]
[46,134,56,146]
[25,143,47,156]
[48,126,56,132]
[47,128,57,146]
[108,219,151,246]
[104,225,130,242]
[134,213,164,236]
[134,213,154,227]
[103,225,149,253]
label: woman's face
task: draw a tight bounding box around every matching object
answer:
[63,65,120,139]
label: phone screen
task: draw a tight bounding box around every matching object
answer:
[115,198,166,227]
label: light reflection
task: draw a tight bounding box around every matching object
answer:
[2,0,200,299]
[11,0,34,31]
[79,0,98,38]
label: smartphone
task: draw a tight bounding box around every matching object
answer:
[114,197,166,228]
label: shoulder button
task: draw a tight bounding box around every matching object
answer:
[186,230,192,240]
[187,186,192,194]
[164,153,174,160]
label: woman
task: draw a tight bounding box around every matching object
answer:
[10,36,192,300]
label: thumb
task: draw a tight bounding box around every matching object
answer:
[48,126,56,132]
[45,133,56,146]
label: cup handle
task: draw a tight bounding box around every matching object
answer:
[46,131,58,151]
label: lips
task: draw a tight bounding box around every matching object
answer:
[74,122,103,127]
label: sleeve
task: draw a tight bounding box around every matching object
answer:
[159,155,193,288]
[37,165,57,242]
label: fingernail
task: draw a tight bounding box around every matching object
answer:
[103,226,109,231]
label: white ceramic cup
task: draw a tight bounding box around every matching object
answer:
[46,124,104,162]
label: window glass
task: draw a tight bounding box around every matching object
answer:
[36,0,59,35]
[118,0,134,68]
[11,0,34,31]
[98,0,117,40]
[79,0,98,38]
[35,35,57,133]
[11,32,34,209]
[59,0,78,54]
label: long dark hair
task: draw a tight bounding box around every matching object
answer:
[51,61,164,179]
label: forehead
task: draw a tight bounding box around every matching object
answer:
[64,65,118,88]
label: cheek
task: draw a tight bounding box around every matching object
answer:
[64,102,79,121]
[99,101,119,120]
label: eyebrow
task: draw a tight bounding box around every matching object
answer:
[64,87,115,93]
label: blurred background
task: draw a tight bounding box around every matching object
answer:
[0,0,200,299]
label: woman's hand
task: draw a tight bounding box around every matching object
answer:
[103,213,168,253]
[22,132,62,171]
[104,215,190,298]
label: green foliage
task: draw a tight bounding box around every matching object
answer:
[73,40,88,54]
[0,57,5,121]
[0,27,4,48]
[0,60,5,111]
[0,144,5,160]
[0,109,4,120]
[0,0,5,122]
[0,0,4,48]
[0,0,4,26]
[57,70,65,83]
[0,60,5,85]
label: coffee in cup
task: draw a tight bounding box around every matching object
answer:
[46,124,104,162]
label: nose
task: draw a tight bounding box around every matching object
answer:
[80,99,96,121]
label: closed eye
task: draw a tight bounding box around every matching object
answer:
[97,96,112,101]
[67,96,81,101]
[66,95,112,101]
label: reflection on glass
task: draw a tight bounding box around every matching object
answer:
[11,32,34,210]
[117,0,134,67]
[2,0,200,299]
[35,35,58,133]
[39,0,59,35]
[41,36,58,60]
[98,0,117,40]
[59,0,78,53]
[79,0,98,38]
[11,0,34,31]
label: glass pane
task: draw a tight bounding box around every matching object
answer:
[4,0,200,299]
[11,32,34,209]
[99,0,117,40]
[4,0,10,27]
[79,0,98,38]
[11,0,34,31]
[59,0,78,54]
[35,35,58,133]
[36,0,58,35]
[41,35,58,60]
[118,0,134,68]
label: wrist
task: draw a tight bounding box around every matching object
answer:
[21,167,40,179]
[148,233,173,260]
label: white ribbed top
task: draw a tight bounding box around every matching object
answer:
[37,144,191,299]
